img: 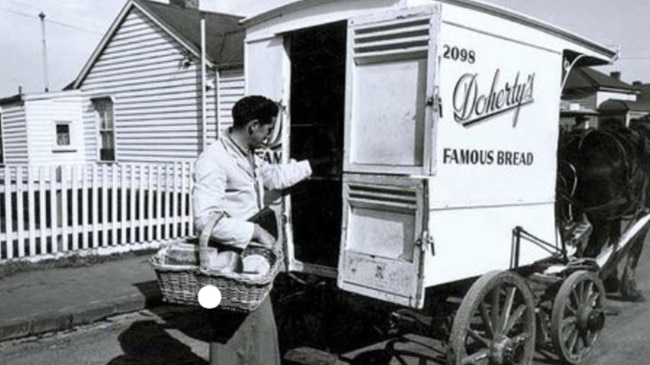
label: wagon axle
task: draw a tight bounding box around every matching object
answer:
[581,308,605,332]
[490,333,528,365]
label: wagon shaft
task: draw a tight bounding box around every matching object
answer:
[597,213,650,279]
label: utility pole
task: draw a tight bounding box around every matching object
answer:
[38,12,49,92]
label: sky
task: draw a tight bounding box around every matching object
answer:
[1,0,649,97]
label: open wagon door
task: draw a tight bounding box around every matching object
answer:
[337,6,440,309]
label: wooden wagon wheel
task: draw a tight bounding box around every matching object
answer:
[447,271,536,365]
[550,270,605,364]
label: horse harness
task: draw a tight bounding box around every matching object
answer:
[558,128,649,221]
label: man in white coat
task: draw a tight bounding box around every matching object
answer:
[193,95,312,365]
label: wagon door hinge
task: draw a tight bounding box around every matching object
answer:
[416,230,435,255]
[427,86,442,118]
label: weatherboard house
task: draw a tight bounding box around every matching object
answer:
[0,90,84,166]
[70,0,245,164]
[0,0,245,167]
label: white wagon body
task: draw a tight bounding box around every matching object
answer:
[241,0,617,309]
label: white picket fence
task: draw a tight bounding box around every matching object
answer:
[0,161,194,262]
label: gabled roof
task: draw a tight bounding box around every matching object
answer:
[72,0,244,89]
[634,83,650,103]
[0,94,23,106]
[564,67,638,95]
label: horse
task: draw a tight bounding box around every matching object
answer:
[557,121,650,301]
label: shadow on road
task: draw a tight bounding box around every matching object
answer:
[106,320,208,365]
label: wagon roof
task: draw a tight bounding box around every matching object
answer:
[241,0,616,62]
[71,0,244,89]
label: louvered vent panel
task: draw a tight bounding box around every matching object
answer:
[353,17,430,60]
[348,183,417,210]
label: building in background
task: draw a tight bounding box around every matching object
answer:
[561,67,649,128]
[0,90,83,166]
[69,0,245,164]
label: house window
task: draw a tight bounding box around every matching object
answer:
[92,97,115,162]
[56,122,71,146]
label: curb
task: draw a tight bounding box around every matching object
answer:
[0,291,162,342]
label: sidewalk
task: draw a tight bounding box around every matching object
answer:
[0,253,162,342]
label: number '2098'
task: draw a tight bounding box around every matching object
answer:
[442,45,475,64]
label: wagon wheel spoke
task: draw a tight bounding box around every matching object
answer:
[571,289,581,308]
[584,282,595,305]
[461,349,489,365]
[479,302,495,338]
[573,330,585,354]
[587,290,600,307]
[580,331,591,349]
[584,328,597,346]
[499,287,516,332]
[577,282,587,303]
[561,316,577,332]
[568,326,579,353]
[565,301,578,316]
[467,328,491,347]
[503,304,526,334]
[490,285,501,332]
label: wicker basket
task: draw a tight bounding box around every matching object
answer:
[150,214,283,312]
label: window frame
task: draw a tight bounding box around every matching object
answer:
[91,96,116,162]
[52,120,76,153]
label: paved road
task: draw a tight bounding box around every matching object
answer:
[0,307,210,365]
[1,238,649,365]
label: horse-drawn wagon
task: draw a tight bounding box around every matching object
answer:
[241,0,650,363]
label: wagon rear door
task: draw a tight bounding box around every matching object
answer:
[337,6,440,309]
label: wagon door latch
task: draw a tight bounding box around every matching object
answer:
[416,230,435,255]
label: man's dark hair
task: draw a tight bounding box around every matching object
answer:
[232,95,278,128]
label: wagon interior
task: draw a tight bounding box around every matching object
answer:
[287,21,347,269]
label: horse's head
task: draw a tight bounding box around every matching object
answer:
[558,128,636,221]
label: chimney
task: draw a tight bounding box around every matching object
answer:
[610,71,621,80]
[170,0,199,9]
[633,81,643,86]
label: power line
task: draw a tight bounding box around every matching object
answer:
[0,5,102,34]
[0,0,106,31]
[45,17,103,34]
[0,4,31,19]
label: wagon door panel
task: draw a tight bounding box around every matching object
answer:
[344,6,440,175]
[337,6,439,309]
[338,174,428,308]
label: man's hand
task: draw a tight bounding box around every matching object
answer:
[252,224,276,249]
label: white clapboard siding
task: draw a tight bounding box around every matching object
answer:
[217,69,245,134]
[79,6,227,163]
[0,103,28,165]
[0,162,193,262]
[24,92,85,167]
